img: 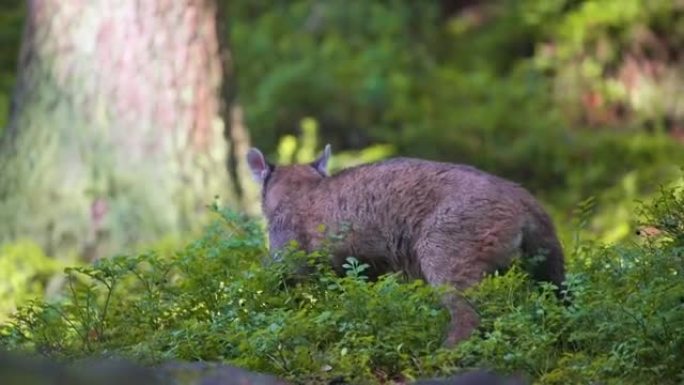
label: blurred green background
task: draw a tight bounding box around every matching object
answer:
[231,0,684,247]
[0,0,683,320]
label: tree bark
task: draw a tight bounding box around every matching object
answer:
[0,0,246,260]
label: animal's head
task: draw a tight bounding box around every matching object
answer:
[246,144,332,259]
[246,144,332,216]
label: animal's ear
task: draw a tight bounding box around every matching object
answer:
[311,144,331,176]
[246,147,271,183]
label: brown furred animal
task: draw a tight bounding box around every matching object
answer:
[247,145,565,345]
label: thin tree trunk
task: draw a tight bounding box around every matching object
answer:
[215,0,260,216]
[0,0,245,260]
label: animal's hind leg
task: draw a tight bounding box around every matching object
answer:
[441,287,482,346]
[415,217,523,346]
[415,241,493,346]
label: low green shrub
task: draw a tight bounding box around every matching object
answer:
[0,240,62,323]
[0,207,449,384]
[2,180,684,385]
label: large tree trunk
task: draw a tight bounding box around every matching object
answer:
[0,0,248,260]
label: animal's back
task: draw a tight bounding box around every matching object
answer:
[304,157,548,278]
[318,157,529,214]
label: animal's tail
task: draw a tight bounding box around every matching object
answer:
[520,207,567,299]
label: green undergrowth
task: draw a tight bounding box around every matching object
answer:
[2,181,684,385]
[0,241,63,323]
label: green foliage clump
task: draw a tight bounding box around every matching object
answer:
[0,207,448,384]
[454,244,684,385]
[447,179,684,385]
[638,176,684,246]
[229,0,439,152]
[2,181,684,385]
[0,240,61,323]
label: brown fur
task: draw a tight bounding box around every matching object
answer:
[247,146,565,345]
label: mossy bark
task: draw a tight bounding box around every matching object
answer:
[0,0,252,260]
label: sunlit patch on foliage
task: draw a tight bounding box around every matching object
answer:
[0,241,62,323]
